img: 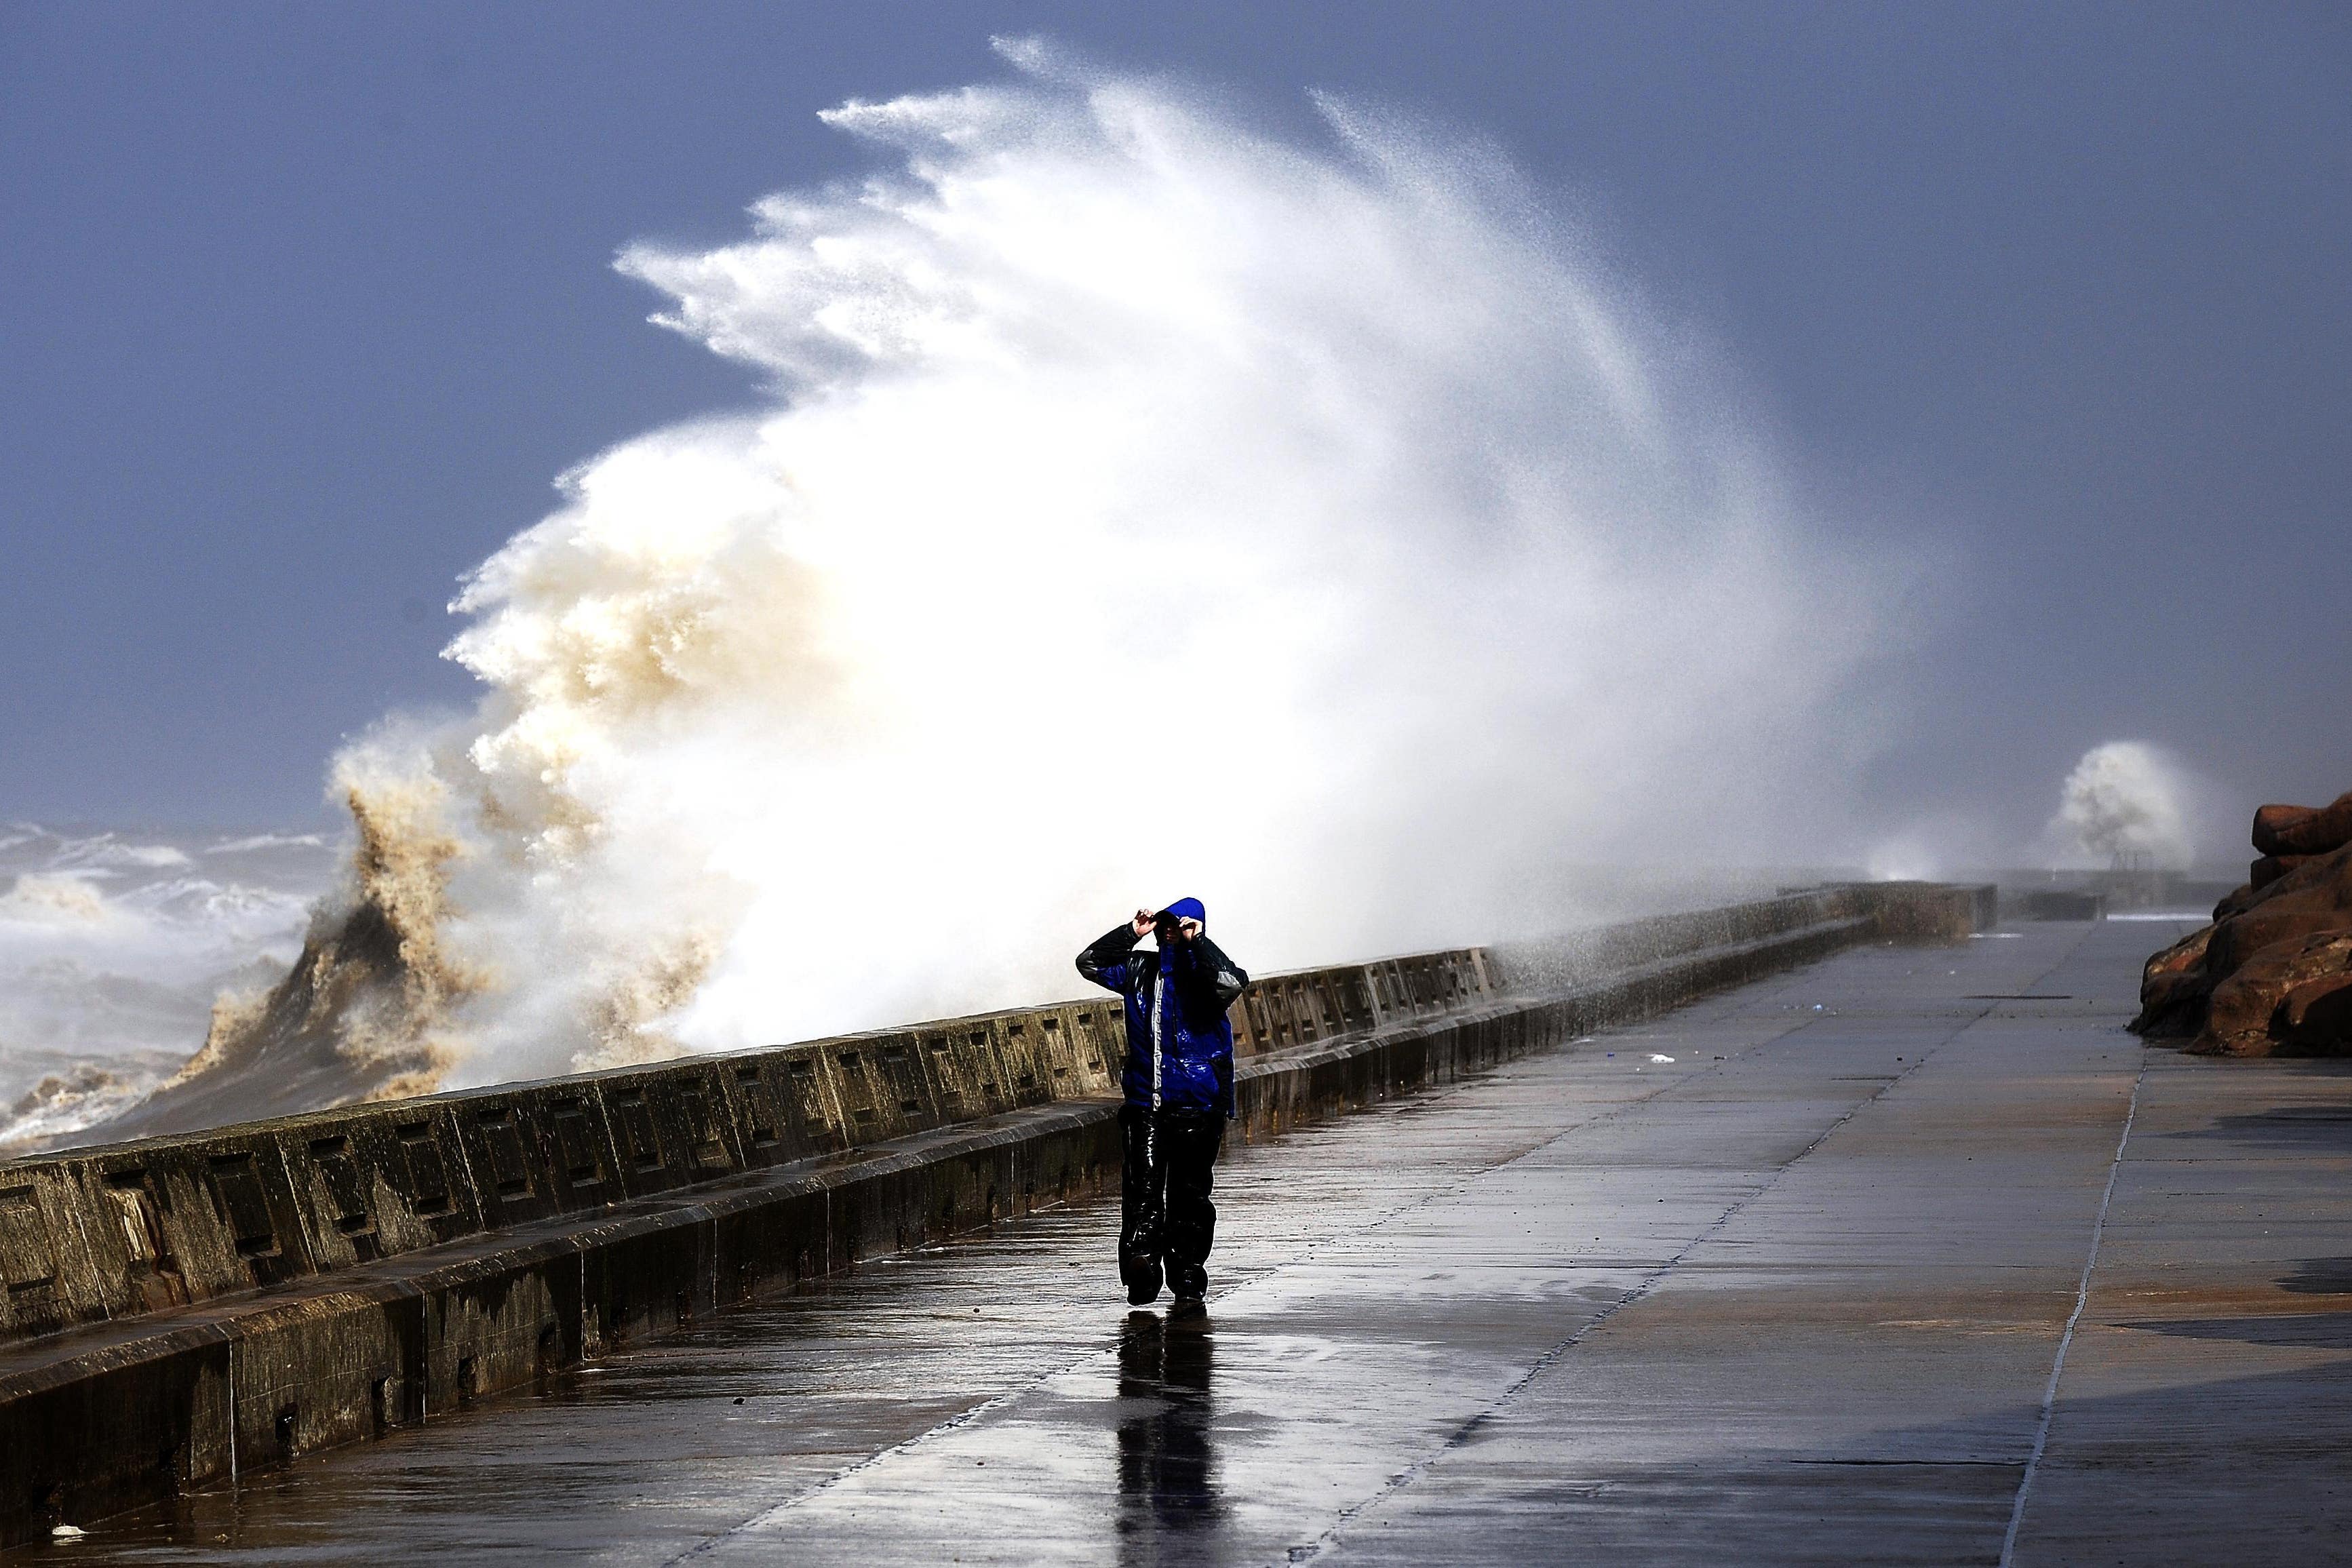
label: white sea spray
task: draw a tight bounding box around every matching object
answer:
[2051,741,2199,870]
[109,43,1922,1117]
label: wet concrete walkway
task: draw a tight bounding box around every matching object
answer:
[36,918,2352,1565]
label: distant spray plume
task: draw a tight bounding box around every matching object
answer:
[2051,741,2198,870]
[117,42,1910,1129]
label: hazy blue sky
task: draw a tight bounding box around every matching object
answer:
[1,2,2345,848]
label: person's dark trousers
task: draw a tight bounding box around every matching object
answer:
[1118,1105,1226,1303]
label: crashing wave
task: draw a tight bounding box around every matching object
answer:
[64,42,1915,1141]
[96,771,479,1139]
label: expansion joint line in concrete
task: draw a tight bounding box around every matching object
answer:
[1278,965,2069,1568]
[652,1006,1798,1566]
[656,948,1958,1567]
[1998,1046,2148,1568]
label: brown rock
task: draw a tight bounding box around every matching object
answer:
[2250,854,2317,891]
[2274,974,2352,1054]
[2138,810,2352,1054]
[2142,922,2212,987]
[2252,789,2352,857]
[2194,928,2352,1056]
[2212,881,2258,922]
[2130,923,2214,1037]
[2202,842,2352,980]
[2216,845,2347,922]
[2133,967,2215,1038]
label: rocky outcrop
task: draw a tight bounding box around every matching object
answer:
[2131,789,2352,1056]
[2201,927,2352,1055]
[2252,790,2352,857]
[2277,973,2352,1051]
[2134,922,2216,1039]
[2250,853,2317,891]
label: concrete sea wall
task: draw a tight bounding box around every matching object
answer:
[0,882,1988,1544]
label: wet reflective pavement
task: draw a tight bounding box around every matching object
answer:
[34,918,2352,1565]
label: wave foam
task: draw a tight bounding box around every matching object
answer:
[85,43,1919,1135]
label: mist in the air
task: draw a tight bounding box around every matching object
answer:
[2047,741,2204,871]
[315,41,1921,1089]
[3,42,1946,1135]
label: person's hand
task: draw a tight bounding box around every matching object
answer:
[1131,908,1156,938]
[1175,917,1202,943]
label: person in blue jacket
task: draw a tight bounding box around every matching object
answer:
[1077,898,1249,1314]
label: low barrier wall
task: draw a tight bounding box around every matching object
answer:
[0,881,1987,1544]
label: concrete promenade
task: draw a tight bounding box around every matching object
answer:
[36,917,2351,1564]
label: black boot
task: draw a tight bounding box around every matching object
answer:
[1123,1249,1165,1307]
[1168,1261,1209,1318]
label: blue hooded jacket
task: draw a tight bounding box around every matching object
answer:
[1076,903,1250,1116]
